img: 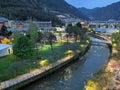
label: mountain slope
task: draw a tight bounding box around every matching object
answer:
[0,0,54,20]
[79,1,120,20]
[40,0,88,19]
[0,0,88,23]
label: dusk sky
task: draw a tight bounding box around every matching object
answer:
[65,0,120,9]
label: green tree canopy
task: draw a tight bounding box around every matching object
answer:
[66,24,73,36]
[13,35,34,59]
[66,23,87,41]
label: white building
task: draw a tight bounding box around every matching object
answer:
[8,21,55,32]
[0,44,12,57]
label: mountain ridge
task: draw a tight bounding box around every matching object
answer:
[79,1,120,21]
[0,0,88,25]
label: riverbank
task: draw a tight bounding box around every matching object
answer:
[0,42,90,90]
[84,45,120,90]
[0,41,88,82]
[106,48,120,90]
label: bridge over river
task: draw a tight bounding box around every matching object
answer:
[88,21,120,28]
[20,38,111,90]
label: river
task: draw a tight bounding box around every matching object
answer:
[21,41,110,90]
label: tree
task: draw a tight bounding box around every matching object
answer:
[66,24,73,36]
[48,32,56,51]
[0,25,12,37]
[13,35,34,59]
[66,23,87,42]
[66,24,73,42]
[80,28,87,39]
[38,32,44,43]
[76,22,82,28]
[76,22,87,40]
[72,26,80,41]
[58,32,62,43]
[28,23,38,48]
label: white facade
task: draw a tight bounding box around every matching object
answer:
[0,44,12,57]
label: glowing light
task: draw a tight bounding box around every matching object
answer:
[117,30,119,33]
[11,38,14,41]
[64,50,73,55]
[112,39,115,42]
[88,28,91,31]
[108,36,111,39]
[39,59,49,66]
[86,40,90,43]
[84,80,98,90]
[113,43,117,47]
[80,44,85,47]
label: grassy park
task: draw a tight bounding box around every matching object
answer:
[0,40,89,82]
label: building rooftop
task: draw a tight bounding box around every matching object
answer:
[0,44,12,50]
[0,17,8,22]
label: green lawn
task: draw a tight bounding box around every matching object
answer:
[0,40,89,82]
[0,55,15,73]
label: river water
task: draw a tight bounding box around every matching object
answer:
[21,42,110,90]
